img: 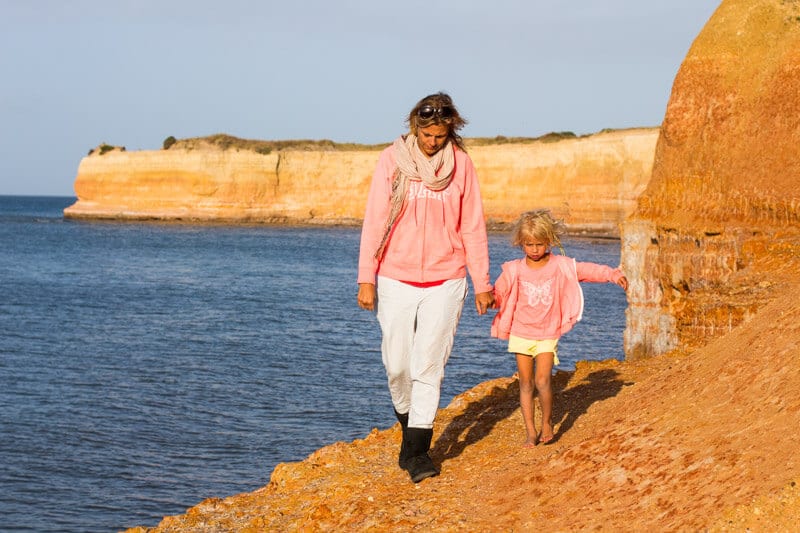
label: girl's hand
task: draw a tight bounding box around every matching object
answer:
[617,276,629,291]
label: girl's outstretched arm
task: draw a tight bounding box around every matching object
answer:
[576,261,627,289]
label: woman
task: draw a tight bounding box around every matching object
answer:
[357,92,494,483]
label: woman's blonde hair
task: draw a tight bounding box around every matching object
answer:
[510,209,566,253]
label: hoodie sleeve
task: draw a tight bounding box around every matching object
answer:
[459,152,493,294]
[357,146,396,285]
[490,261,516,339]
[575,261,624,284]
[492,264,512,308]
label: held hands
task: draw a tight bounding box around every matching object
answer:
[359,284,497,315]
[475,291,495,315]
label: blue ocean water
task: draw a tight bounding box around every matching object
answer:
[0,196,627,532]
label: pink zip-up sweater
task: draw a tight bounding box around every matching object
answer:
[357,141,492,293]
[491,255,624,340]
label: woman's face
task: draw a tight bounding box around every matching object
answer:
[416,123,450,157]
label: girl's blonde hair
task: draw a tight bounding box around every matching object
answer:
[510,209,566,254]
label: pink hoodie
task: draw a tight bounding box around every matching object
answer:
[491,255,624,340]
[357,142,492,293]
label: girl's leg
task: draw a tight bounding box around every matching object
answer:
[515,353,537,447]
[534,352,555,443]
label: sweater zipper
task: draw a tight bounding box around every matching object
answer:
[420,197,427,280]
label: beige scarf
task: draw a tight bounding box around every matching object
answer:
[374,134,456,259]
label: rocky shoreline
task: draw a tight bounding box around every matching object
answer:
[125,284,800,531]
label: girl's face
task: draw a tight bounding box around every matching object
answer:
[522,236,550,263]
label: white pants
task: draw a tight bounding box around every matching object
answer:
[376,276,467,429]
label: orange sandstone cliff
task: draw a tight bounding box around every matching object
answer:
[621,0,800,359]
[125,1,800,531]
[64,129,658,237]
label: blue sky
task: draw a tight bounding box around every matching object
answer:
[0,0,720,196]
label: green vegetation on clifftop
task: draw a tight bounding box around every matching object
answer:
[157,130,607,155]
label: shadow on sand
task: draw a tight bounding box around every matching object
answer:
[432,367,631,460]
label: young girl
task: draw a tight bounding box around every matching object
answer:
[491,209,628,447]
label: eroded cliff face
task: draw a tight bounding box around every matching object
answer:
[63,149,378,224]
[471,129,658,233]
[64,129,658,236]
[622,0,800,358]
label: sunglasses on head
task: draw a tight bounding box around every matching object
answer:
[417,104,454,120]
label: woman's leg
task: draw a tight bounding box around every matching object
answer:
[407,278,466,428]
[534,352,555,443]
[400,278,466,482]
[515,353,537,447]
[376,277,419,415]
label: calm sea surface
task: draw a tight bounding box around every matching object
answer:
[0,195,627,532]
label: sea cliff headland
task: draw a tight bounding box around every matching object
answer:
[64,129,658,237]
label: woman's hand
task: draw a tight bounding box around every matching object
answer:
[357,283,376,311]
[474,291,495,315]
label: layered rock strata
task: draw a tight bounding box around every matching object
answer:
[64,129,658,237]
[621,0,800,358]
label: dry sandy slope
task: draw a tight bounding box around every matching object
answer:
[128,266,800,532]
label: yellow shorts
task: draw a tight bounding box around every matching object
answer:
[508,335,560,365]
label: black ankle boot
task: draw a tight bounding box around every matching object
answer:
[405,427,439,483]
[394,409,411,470]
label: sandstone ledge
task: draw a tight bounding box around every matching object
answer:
[65,128,659,238]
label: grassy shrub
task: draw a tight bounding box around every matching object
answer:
[171,133,389,153]
[162,136,177,150]
[467,131,578,146]
[88,143,125,155]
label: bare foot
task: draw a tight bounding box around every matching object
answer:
[537,423,555,445]
[522,436,538,448]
